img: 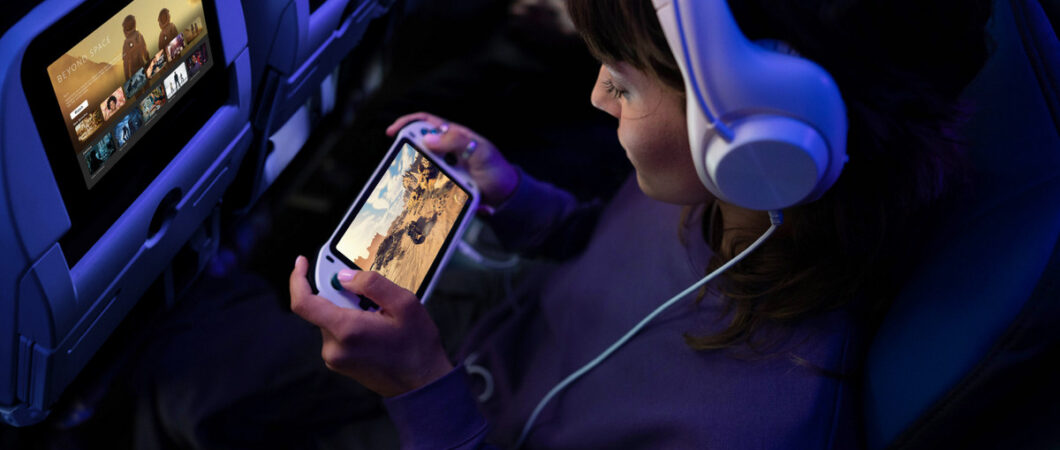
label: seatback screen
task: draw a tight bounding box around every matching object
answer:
[46,0,213,189]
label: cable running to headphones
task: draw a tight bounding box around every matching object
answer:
[514,210,784,449]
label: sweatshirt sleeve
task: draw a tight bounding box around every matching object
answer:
[486,167,603,259]
[383,365,496,450]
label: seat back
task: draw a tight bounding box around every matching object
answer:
[863,0,1060,447]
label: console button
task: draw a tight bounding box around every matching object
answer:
[331,273,344,291]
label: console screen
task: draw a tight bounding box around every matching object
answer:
[46,0,214,189]
[334,142,472,294]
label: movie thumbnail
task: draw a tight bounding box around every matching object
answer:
[183,16,204,43]
[74,109,103,142]
[123,67,148,99]
[99,86,126,120]
[139,86,166,122]
[145,50,167,79]
[186,44,208,78]
[84,133,116,175]
[163,63,188,98]
[113,108,143,148]
[166,33,185,61]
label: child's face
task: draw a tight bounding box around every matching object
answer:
[591,63,711,205]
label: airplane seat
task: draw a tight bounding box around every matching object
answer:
[0,0,399,429]
[230,0,398,213]
[0,0,253,426]
[863,0,1060,448]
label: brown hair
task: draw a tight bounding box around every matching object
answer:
[568,0,993,351]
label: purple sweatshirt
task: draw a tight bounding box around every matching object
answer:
[384,172,861,449]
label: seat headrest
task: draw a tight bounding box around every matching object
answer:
[863,0,1060,448]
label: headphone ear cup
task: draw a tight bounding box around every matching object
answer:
[656,0,848,209]
[705,116,831,210]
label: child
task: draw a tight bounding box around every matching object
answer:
[290,0,993,447]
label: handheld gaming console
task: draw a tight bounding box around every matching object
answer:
[314,121,480,309]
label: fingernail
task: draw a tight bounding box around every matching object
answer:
[338,269,358,282]
[424,133,440,144]
[295,255,303,266]
[440,123,450,134]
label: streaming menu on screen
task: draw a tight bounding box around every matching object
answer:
[46,0,214,189]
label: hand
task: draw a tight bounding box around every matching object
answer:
[289,256,453,397]
[387,112,520,208]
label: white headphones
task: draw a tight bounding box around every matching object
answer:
[654,0,848,210]
[514,4,848,445]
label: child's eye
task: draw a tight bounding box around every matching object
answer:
[602,79,628,99]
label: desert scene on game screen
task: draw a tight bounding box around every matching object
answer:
[353,155,469,293]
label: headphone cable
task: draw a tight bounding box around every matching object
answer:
[514,210,783,449]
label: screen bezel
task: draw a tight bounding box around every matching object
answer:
[20,0,228,266]
[329,137,474,299]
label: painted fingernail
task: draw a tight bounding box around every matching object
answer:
[338,269,358,282]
